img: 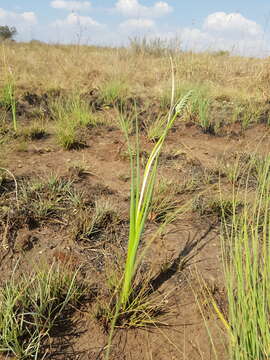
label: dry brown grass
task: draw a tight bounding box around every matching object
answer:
[1,42,270,103]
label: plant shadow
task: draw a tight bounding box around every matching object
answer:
[139,223,216,296]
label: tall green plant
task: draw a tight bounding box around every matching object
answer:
[104,61,191,359]
[222,155,270,360]
[119,91,192,308]
[198,97,211,132]
[1,80,17,132]
[1,46,17,132]
[6,80,16,132]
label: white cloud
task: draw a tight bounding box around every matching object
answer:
[20,12,37,24]
[119,18,155,30]
[52,13,103,27]
[48,13,108,44]
[115,0,172,18]
[50,1,91,11]
[132,12,269,57]
[203,12,262,38]
[0,8,37,25]
[176,12,268,57]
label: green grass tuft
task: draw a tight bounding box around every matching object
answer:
[0,264,83,359]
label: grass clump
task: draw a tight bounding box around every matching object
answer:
[149,179,178,223]
[0,79,17,132]
[101,79,129,105]
[74,199,121,244]
[236,101,266,129]
[186,87,214,133]
[96,275,167,331]
[20,121,47,140]
[0,175,83,244]
[192,195,241,220]
[220,152,270,188]
[219,156,270,360]
[161,83,218,133]
[1,48,17,132]
[0,264,83,359]
[51,95,98,149]
[197,96,212,133]
[19,175,78,221]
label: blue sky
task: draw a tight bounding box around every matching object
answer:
[1,0,270,56]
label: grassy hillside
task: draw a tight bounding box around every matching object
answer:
[0,42,270,359]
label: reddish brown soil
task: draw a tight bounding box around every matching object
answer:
[1,112,270,359]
